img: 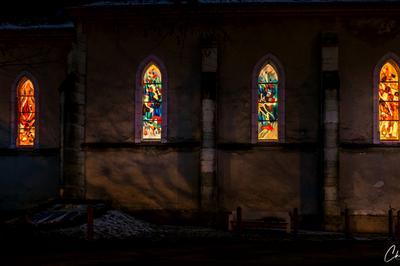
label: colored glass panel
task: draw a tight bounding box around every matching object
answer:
[142,64,162,140]
[17,77,35,147]
[379,62,400,140]
[380,121,399,140]
[258,64,278,141]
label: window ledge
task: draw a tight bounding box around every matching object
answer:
[340,142,400,149]
[82,141,201,150]
[0,148,59,156]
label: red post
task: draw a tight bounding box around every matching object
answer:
[87,205,94,240]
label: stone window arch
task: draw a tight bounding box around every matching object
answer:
[251,54,285,143]
[11,72,39,148]
[374,53,400,143]
[135,55,168,143]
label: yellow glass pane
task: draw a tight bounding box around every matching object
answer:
[380,121,399,141]
[258,64,278,83]
[258,121,278,141]
[143,64,162,84]
[17,127,35,146]
[380,62,398,82]
[18,77,34,96]
[379,102,399,121]
[379,82,399,101]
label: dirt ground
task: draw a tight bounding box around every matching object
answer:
[2,239,390,266]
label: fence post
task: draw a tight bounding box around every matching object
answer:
[291,208,299,236]
[396,210,400,240]
[87,205,94,240]
[389,208,394,239]
[344,208,351,239]
[236,206,242,234]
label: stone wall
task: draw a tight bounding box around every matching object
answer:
[0,28,72,210]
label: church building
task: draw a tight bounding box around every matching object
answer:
[1,0,400,233]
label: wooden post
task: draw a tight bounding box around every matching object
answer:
[87,205,94,240]
[389,208,394,239]
[396,210,400,240]
[344,208,351,239]
[291,208,299,236]
[236,206,242,233]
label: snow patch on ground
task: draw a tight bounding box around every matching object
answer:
[44,210,155,240]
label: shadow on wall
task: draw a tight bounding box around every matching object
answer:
[85,148,200,211]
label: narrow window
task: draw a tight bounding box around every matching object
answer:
[16,77,36,147]
[257,63,279,141]
[379,61,400,141]
[142,63,163,141]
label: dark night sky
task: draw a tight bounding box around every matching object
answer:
[0,0,399,24]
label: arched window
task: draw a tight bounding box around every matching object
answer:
[378,62,399,141]
[135,56,167,142]
[374,54,400,143]
[16,76,37,147]
[252,55,285,143]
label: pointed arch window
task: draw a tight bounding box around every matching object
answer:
[16,76,37,147]
[374,54,400,143]
[135,56,168,143]
[378,61,400,141]
[252,55,285,143]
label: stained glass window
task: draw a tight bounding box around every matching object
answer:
[379,62,400,141]
[142,64,162,140]
[257,63,278,141]
[16,77,36,147]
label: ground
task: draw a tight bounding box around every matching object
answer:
[2,238,391,265]
[0,208,393,265]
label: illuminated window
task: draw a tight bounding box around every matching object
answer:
[142,63,163,140]
[378,61,400,141]
[252,55,284,143]
[16,76,36,147]
[257,63,279,141]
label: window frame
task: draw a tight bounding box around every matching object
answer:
[10,72,40,149]
[135,55,168,143]
[251,54,285,144]
[373,52,400,144]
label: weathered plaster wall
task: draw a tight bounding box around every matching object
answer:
[86,149,199,209]
[338,18,400,231]
[82,10,400,230]
[0,30,71,209]
[217,16,322,218]
[84,15,322,217]
[84,19,201,209]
